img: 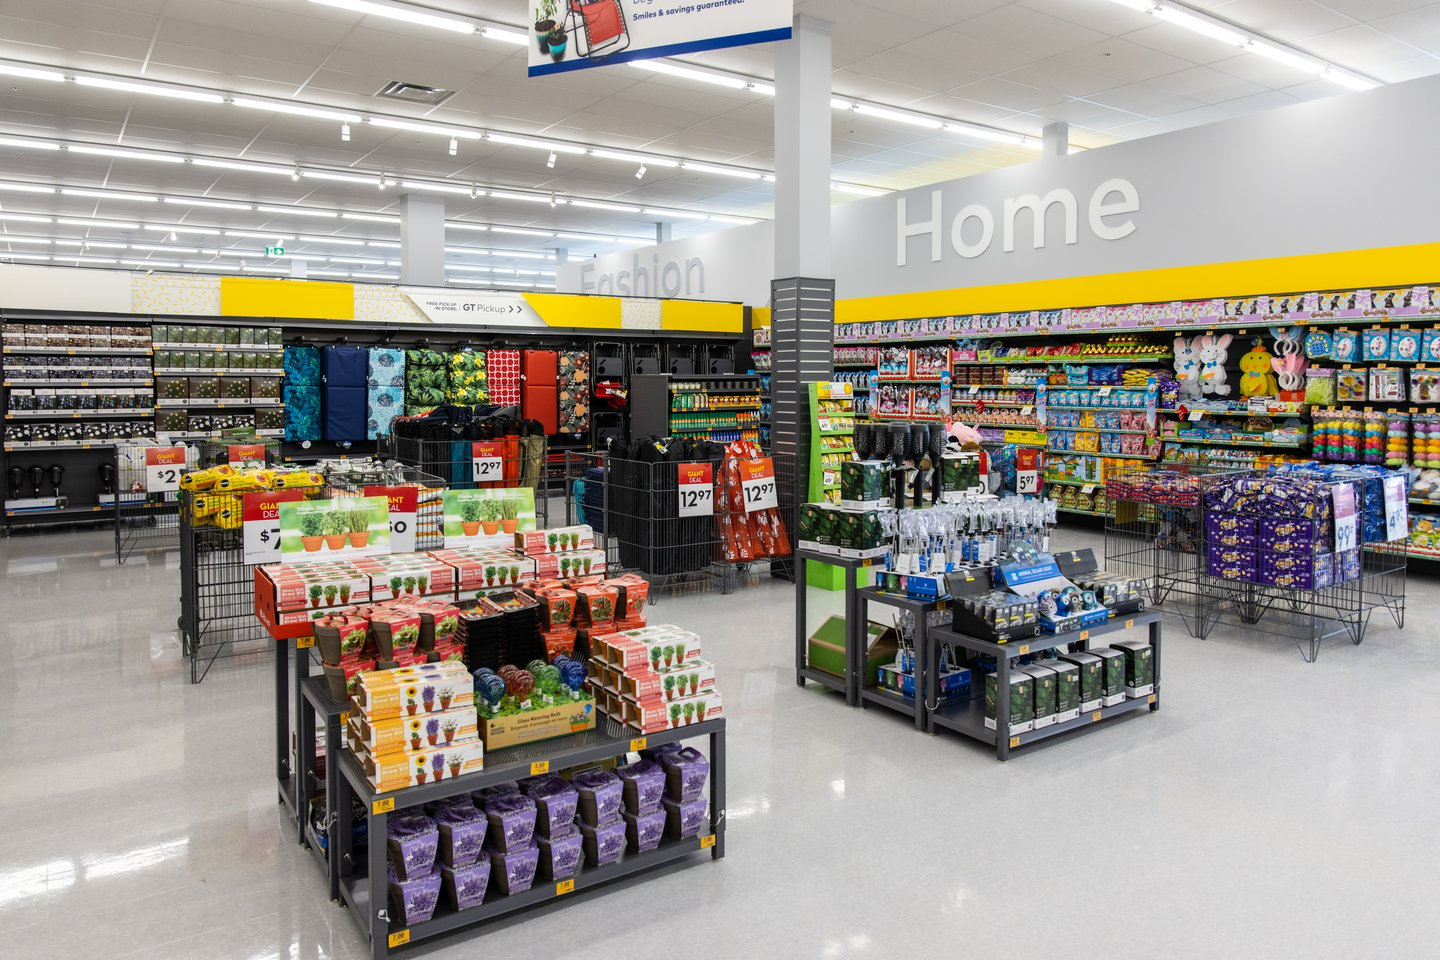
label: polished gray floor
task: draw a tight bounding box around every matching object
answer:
[2,525,1437,959]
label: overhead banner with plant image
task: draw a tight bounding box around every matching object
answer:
[442,488,537,548]
[279,497,391,562]
[527,0,792,77]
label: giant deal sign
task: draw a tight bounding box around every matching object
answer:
[527,0,791,78]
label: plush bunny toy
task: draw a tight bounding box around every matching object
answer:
[1196,333,1233,397]
[1173,336,1203,399]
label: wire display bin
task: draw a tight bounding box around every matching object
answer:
[379,432,549,526]
[113,443,194,564]
[564,442,794,598]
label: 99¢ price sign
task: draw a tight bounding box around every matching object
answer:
[740,458,778,513]
[677,463,714,518]
[364,485,418,553]
[144,446,186,493]
[471,442,504,483]
[243,490,303,565]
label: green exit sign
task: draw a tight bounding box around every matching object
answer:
[264,246,285,257]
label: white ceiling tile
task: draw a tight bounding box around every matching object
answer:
[1305,0,1439,21]
[1368,6,1440,53]
[899,29,1048,74]
[843,49,984,93]
[1296,24,1427,72]
[999,59,1127,99]
[1085,83,1204,117]
[958,4,1111,57]
[1369,55,1440,82]
[947,76,1070,113]
[1144,65,1269,104]
[1055,37,1202,83]
[1202,0,1355,43]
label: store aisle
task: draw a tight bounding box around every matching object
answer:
[2,528,1438,960]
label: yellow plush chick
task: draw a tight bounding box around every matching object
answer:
[1238,341,1278,398]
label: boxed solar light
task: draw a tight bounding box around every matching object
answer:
[840,460,889,509]
[1024,663,1057,729]
[1110,640,1154,698]
[941,451,985,497]
[998,548,1116,633]
[1091,647,1127,707]
[1038,657,1081,723]
[984,669,1033,734]
[796,501,839,553]
[876,664,970,701]
[1059,650,1104,712]
[949,586,1040,642]
[835,507,887,558]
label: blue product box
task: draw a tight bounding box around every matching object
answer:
[877,665,971,701]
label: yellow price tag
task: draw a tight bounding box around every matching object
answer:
[1008,736,1021,748]
[387,931,410,948]
[296,635,315,649]
[372,797,395,815]
[1079,630,1090,641]
[1092,711,1103,722]
[556,878,575,896]
[339,711,350,725]
[935,600,947,612]
[1017,644,1030,655]
[700,834,716,849]
[1125,619,1134,629]
[1148,693,1157,704]
[530,761,550,776]
[629,738,648,752]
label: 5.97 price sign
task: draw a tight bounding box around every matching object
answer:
[677,463,714,518]
[144,446,186,493]
[739,458,778,513]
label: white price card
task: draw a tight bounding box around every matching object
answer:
[365,486,419,554]
[242,490,302,565]
[471,441,504,483]
[1015,448,1041,496]
[1332,483,1358,553]
[677,463,715,518]
[1383,475,1408,542]
[1188,410,1204,422]
[739,458,778,512]
[144,446,185,493]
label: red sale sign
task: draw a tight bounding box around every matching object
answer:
[228,443,267,465]
[364,485,420,553]
[243,490,304,565]
[471,442,504,484]
[677,463,714,518]
[144,446,186,492]
[739,458,777,513]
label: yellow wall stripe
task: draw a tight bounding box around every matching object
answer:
[522,292,623,328]
[835,242,1440,323]
[220,277,355,320]
[661,299,743,333]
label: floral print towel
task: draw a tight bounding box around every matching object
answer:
[367,347,405,388]
[558,350,590,436]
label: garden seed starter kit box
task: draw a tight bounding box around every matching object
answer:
[587,625,724,734]
[347,662,483,791]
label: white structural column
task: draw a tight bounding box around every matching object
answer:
[399,193,446,286]
[773,14,832,278]
[1043,121,1070,159]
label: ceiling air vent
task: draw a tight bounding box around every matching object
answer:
[376,81,456,106]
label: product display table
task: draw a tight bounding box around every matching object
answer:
[333,715,726,960]
[275,635,317,825]
[855,587,944,731]
[299,675,347,902]
[930,610,1162,760]
[794,549,875,706]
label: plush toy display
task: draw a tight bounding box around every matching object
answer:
[1269,327,1307,399]
[1196,333,1233,397]
[1238,341,1278,398]
[1173,336,1203,399]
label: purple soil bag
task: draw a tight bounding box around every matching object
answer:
[484,794,537,853]
[663,795,707,840]
[660,746,710,802]
[524,775,580,837]
[616,760,665,815]
[489,840,540,895]
[386,813,438,881]
[388,865,442,925]
[579,817,627,867]
[441,860,491,912]
[571,769,622,826]
[434,802,489,868]
[537,825,583,880]
[623,808,666,853]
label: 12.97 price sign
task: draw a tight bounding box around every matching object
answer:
[677,463,714,518]
[144,446,186,493]
[740,458,778,513]
[471,442,504,483]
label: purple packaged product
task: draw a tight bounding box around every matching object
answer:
[1336,548,1361,582]
[571,768,623,826]
[441,859,491,911]
[579,817,627,867]
[521,775,580,835]
[1204,513,1256,548]
[616,760,666,815]
[489,840,540,895]
[1259,552,1334,590]
[388,865,441,926]
[484,794,537,853]
[537,828,583,880]
[638,741,683,764]
[386,813,438,881]
[1206,554,1257,582]
[662,795,707,840]
[434,802,488,868]
[623,808,666,853]
[472,782,520,807]
[660,746,710,802]
[1206,545,1255,568]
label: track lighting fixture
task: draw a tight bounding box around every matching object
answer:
[341,122,351,142]
[448,137,458,156]
[636,164,647,180]
[546,151,557,169]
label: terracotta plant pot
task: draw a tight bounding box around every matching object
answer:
[440,696,452,710]
[449,763,461,778]
[301,536,323,552]
[481,521,500,535]
[501,519,519,534]
[410,737,421,750]
[406,704,417,716]
[324,534,346,550]
[671,719,679,728]
[416,772,427,785]
[424,700,434,713]
[461,521,480,536]
[310,597,321,608]
[444,730,455,744]
[348,532,369,548]
[427,733,437,745]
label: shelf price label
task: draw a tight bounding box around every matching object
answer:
[1332,482,1358,553]
[471,441,504,483]
[144,446,186,493]
[227,443,267,466]
[739,458,778,512]
[364,485,419,554]
[1383,475,1408,542]
[677,462,714,518]
[242,490,304,565]
[387,931,410,948]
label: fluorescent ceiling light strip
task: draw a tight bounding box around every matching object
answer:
[326,256,387,264]
[853,103,943,130]
[352,272,398,280]
[643,207,707,220]
[7,254,50,261]
[192,157,295,176]
[398,180,473,195]
[232,97,362,122]
[308,0,476,34]
[244,267,289,274]
[224,230,294,240]
[0,182,56,194]
[74,75,224,103]
[491,250,549,260]
[81,241,129,249]
[367,241,402,248]
[144,224,215,235]
[1326,71,1376,91]
[831,183,885,198]
[61,188,158,202]
[162,197,254,210]
[60,256,118,264]
[132,244,198,253]
[121,260,181,268]
[680,161,763,181]
[52,240,86,246]
[68,145,184,164]
[369,117,482,139]
[490,227,553,237]
[487,133,587,154]
[446,224,490,232]
[0,237,53,245]
[1151,5,1246,45]
[588,149,679,168]
[487,191,553,205]
[59,217,140,229]
[302,171,377,185]
[299,235,366,246]
[1246,39,1325,75]
[0,63,64,82]
[447,264,492,272]
[557,232,620,242]
[306,269,352,277]
[0,137,61,151]
[256,205,338,219]
[342,212,400,223]
[630,60,746,90]
[279,253,329,261]
[481,26,528,45]
[568,199,640,213]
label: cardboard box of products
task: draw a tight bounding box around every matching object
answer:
[1091,647,1127,707]
[257,563,372,614]
[619,659,717,702]
[353,706,479,756]
[1024,663,1058,729]
[516,525,595,557]
[363,739,485,792]
[351,662,474,720]
[1039,658,1081,723]
[805,616,899,685]
[1059,651,1103,712]
[626,690,722,734]
[478,696,598,750]
[1110,640,1154,698]
[984,670,1033,734]
[532,549,605,580]
[595,626,702,675]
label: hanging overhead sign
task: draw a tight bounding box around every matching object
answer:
[527,0,791,77]
[400,289,546,327]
